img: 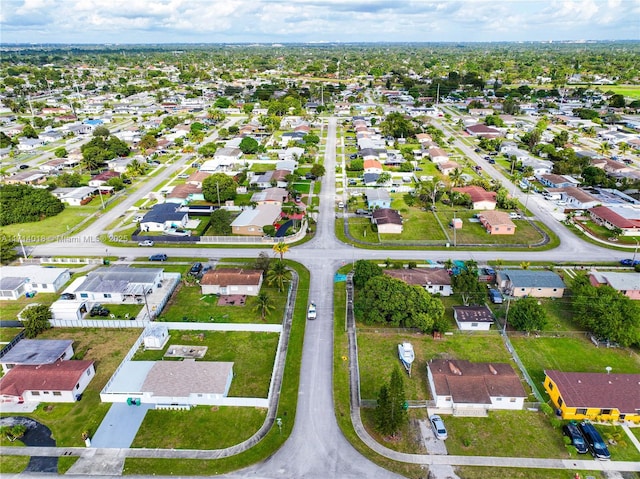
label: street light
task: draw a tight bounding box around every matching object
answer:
[633,240,639,263]
[17,232,28,259]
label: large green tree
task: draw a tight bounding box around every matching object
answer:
[239,137,260,154]
[202,173,237,204]
[353,260,383,288]
[508,296,548,333]
[380,112,416,139]
[0,184,64,226]
[209,208,232,235]
[451,269,485,306]
[355,275,444,332]
[21,304,52,338]
[375,366,407,436]
[0,234,19,265]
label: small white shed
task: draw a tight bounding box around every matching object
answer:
[144,324,169,350]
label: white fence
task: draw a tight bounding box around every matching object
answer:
[20,257,103,265]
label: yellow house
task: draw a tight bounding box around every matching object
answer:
[544,370,640,424]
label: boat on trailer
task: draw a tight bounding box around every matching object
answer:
[398,342,415,375]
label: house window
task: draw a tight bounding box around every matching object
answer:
[86,370,91,376]
[439,286,444,291]
[471,322,478,327]
[104,293,111,298]
[619,414,626,420]
[510,398,516,402]
[496,397,502,401]
[558,397,563,407]
[76,383,80,389]
[31,283,37,288]
[548,382,554,391]
[43,391,50,395]
[80,293,88,298]
[32,391,40,396]
[577,408,587,415]
[601,409,612,415]
[41,284,47,289]
[520,288,526,292]
[53,392,62,396]
[445,397,451,401]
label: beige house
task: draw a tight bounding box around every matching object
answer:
[231,204,281,236]
[478,211,516,235]
[371,208,403,234]
[496,269,565,298]
[200,268,263,296]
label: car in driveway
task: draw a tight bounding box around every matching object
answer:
[578,421,610,460]
[149,254,168,261]
[563,421,588,454]
[620,258,640,266]
[19,164,29,169]
[430,415,447,440]
[190,262,203,275]
[138,240,154,247]
[60,292,76,300]
[355,209,369,215]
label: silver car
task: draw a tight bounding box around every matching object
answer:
[430,415,448,440]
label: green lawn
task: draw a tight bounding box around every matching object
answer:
[441,410,568,458]
[132,330,279,397]
[356,327,516,400]
[510,335,640,398]
[604,84,640,99]
[0,293,59,321]
[131,406,266,449]
[156,282,288,324]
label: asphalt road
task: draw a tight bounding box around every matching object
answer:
[18,117,637,479]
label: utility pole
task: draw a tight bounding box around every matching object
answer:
[216,181,221,207]
[503,296,511,335]
[17,232,28,259]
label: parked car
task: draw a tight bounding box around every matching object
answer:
[337,201,344,208]
[190,262,203,275]
[60,293,76,300]
[138,240,155,247]
[349,153,358,159]
[429,414,448,440]
[19,164,29,169]
[578,421,611,460]
[355,209,369,215]
[620,258,640,266]
[487,158,496,164]
[563,421,589,454]
[509,212,522,220]
[90,304,110,317]
[488,289,503,304]
[149,254,168,261]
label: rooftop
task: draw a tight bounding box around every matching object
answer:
[0,339,73,365]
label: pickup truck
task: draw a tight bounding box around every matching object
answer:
[307,302,317,320]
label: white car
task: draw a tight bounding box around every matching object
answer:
[430,415,448,440]
[307,302,317,320]
[138,240,154,247]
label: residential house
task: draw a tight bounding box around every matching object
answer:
[140,203,189,232]
[427,359,527,411]
[544,370,640,424]
[70,266,164,303]
[251,187,288,206]
[165,183,204,205]
[589,271,640,300]
[496,269,565,298]
[384,268,452,296]
[186,171,211,188]
[40,158,67,173]
[478,211,516,235]
[500,141,518,154]
[428,147,449,164]
[588,205,640,237]
[0,360,95,403]
[559,187,600,210]
[0,265,70,299]
[415,133,433,146]
[453,186,497,210]
[250,170,276,189]
[438,161,461,176]
[51,186,97,206]
[521,157,553,176]
[537,174,579,189]
[465,124,502,138]
[106,158,134,174]
[88,170,120,187]
[0,339,74,374]
[17,138,45,151]
[362,172,380,186]
[200,147,243,172]
[230,203,281,236]
[371,208,403,234]
[199,268,263,296]
[39,130,63,143]
[365,189,391,209]
[280,131,306,147]
[363,159,384,174]
[453,306,495,331]
[3,172,47,186]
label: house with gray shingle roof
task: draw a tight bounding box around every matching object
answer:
[496,269,565,298]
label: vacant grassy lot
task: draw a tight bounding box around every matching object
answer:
[131,406,266,449]
[0,204,102,242]
[132,330,279,397]
[0,328,141,447]
[445,410,568,458]
[510,335,640,396]
[357,328,518,401]
[157,282,287,324]
[455,466,605,479]
[0,327,22,343]
[604,84,640,99]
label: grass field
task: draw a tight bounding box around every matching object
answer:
[156,282,288,324]
[132,330,279,397]
[509,335,640,397]
[0,293,59,321]
[604,85,640,99]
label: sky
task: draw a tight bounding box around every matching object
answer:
[1,0,639,44]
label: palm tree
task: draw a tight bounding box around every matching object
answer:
[618,142,630,156]
[253,292,275,321]
[449,168,464,189]
[272,241,289,261]
[597,143,611,157]
[443,258,454,271]
[267,261,291,292]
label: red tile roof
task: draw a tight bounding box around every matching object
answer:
[200,268,263,286]
[545,370,640,413]
[453,185,497,204]
[589,206,640,230]
[0,360,94,397]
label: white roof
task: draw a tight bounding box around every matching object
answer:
[231,204,281,228]
[0,265,68,285]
